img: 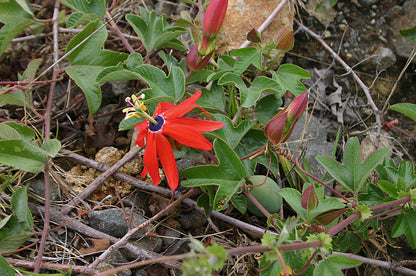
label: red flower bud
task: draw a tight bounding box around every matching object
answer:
[198,0,228,55]
[276,28,295,52]
[301,184,319,211]
[264,92,308,145]
[187,43,214,71]
[203,0,228,38]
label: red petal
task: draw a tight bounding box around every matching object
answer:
[155,102,175,115]
[168,117,225,132]
[155,134,179,190]
[135,121,149,147]
[164,91,202,119]
[163,123,213,150]
[142,133,160,186]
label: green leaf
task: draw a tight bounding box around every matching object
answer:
[126,8,186,52]
[234,129,279,177]
[135,64,185,104]
[196,82,226,112]
[255,94,283,126]
[0,122,34,141]
[218,73,282,107]
[0,0,34,55]
[359,182,391,204]
[314,255,362,276]
[356,204,372,220]
[97,53,144,83]
[316,137,389,193]
[0,185,33,253]
[182,139,247,211]
[62,0,106,17]
[66,12,102,29]
[391,211,416,248]
[271,64,311,96]
[231,47,262,75]
[399,25,416,41]
[385,161,416,190]
[62,0,105,28]
[315,0,337,12]
[390,103,416,122]
[0,124,21,140]
[260,251,313,276]
[41,139,62,157]
[20,58,42,82]
[209,114,254,149]
[0,139,46,173]
[0,255,14,276]
[279,188,307,220]
[11,185,33,229]
[230,193,247,214]
[118,116,146,131]
[279,188,345,222]
[65,20,127,113]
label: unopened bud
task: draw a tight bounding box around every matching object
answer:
[198,0,228,55]
[301,184,319,211]
[264,92,308,145]
[187,42,214,71]
[276,28,294,52]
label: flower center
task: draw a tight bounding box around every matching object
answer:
[148,115,165,132]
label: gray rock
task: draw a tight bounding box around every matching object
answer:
[130,236,163,253]
[96,250,132,276]
[287,115,335,179]
[386,0,416,61]
[88,208,149,239]
[358,0,379,7]
[110,81,129,98]
[29,178,61,202]
[176,211,207,230]
[373,47,397,70]
[155,1,176,16]
[162,228,182,247]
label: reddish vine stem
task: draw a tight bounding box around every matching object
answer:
[364,205,403,221]
[105,10,135,53]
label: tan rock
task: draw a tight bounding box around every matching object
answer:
[216,0,294,53]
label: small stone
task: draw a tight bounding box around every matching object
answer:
[360,132,392,161]
[371,4,377,9]
[177,212,207,230]
[97,250,132,276]
[29,177,61,202]
[358,0,379,7]
[88,208,149,239]
[95,146,123,167]
[161,227,182,247]
[374,47,397,69]
[154,1,175,16]
[110,81,129,97]
[130,236,163,253]
[370,19,376,25]
[369,10,376,17]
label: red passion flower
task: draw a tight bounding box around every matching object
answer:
[135,91,224,190]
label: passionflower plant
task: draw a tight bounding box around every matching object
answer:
[133,91,224,190]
